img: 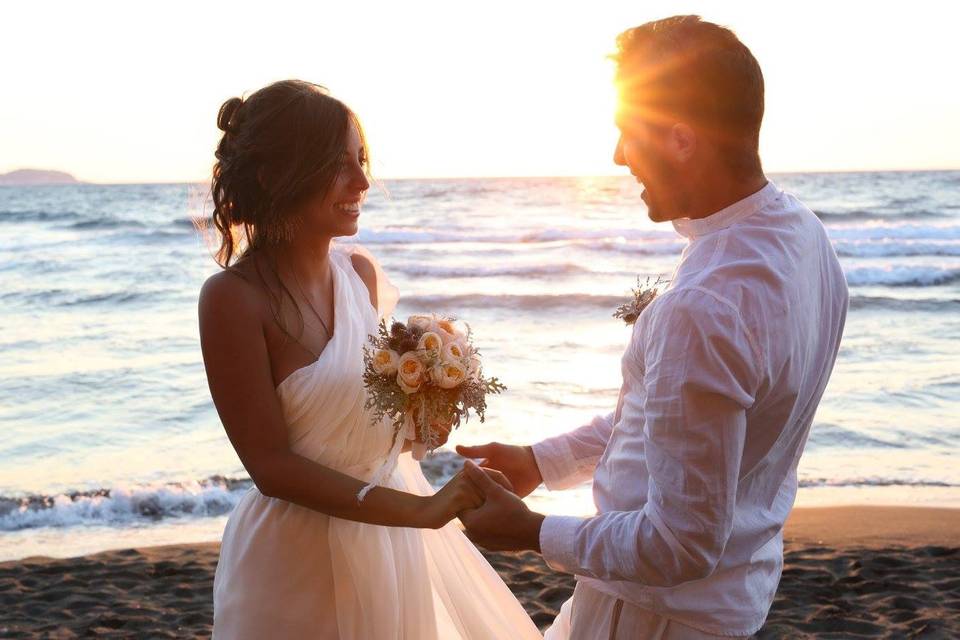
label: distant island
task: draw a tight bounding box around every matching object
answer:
[0,169,81,185]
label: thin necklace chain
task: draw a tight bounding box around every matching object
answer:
[289,264,332,338]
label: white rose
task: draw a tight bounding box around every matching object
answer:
[441,341,467,363]
[417,331,443,353]
[371,349,400,375]
[407,315,433,332]
[431,360,468,389]
[397,352,425,393]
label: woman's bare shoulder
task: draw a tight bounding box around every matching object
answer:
[348,249,378,309]
[199,263,264,327]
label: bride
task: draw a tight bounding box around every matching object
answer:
[199,80,542,639]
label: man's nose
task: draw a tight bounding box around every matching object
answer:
[613,137,626,166]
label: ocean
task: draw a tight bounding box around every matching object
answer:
[1,171,958,562]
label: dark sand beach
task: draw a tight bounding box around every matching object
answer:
[1,506,957,638]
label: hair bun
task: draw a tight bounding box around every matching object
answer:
[217,97,244,132]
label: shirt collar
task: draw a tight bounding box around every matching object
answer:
[672,180,780,239]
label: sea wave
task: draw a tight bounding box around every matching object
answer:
[0,460,458,532]
[310,221,960,255]
[353,227,678,246]
[399,293,624,311]
[827,223,960,241]
[582,239,686,256]
[833,240,960,258]
[807,422,907,449]
[0,209,82,224]
[848,295,960,312]
[0,476,252,531]
[584,236,960,258]
[401,288,960,313]
[66,218,145,231]
[2,289,156,307]
[844,266,960,287]
[797,477,960,489]
[391,262,608,279]
[815,209,947,222]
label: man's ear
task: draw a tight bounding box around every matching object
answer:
[669,123,697,162]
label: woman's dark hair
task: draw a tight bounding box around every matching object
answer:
[210,79,369,267]
[614,15,764,175]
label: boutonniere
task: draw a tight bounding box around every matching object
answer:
[613,276,667,325]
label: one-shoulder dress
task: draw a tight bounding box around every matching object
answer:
[212,246,542,639]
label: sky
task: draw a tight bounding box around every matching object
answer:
[1,0,958,183]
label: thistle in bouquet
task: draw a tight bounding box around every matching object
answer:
[363,314,506,461]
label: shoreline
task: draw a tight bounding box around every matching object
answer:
[2,506,958,638]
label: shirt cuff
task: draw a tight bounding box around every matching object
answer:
[531,436,582,490]
[539,515,584,574]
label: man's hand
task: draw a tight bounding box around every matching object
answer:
[455,442,543,498]
[457,460,545,553]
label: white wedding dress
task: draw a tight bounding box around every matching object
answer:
[213,246,542,639]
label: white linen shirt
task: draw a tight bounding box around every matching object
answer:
[533,181,848,636]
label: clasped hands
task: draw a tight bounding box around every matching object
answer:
[448,443,547,553]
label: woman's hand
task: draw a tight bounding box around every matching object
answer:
[404,418,454,453]
[417,419,453,448]
[417,471,484,529]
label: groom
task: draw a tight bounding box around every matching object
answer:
[458,15,848,639]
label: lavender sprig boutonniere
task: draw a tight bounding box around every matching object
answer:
[613,276,668,325]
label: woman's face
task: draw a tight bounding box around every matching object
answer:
[299,122,370,239]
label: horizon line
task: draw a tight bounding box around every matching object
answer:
[4,166,959,187]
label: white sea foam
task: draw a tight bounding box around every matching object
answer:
[0,478,251,531]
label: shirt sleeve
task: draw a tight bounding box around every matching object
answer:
[539,291,762,587]
[531,411,616,490]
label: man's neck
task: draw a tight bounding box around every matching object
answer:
[679,173,768,221]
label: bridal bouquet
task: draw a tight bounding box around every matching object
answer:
[362,315,506,462]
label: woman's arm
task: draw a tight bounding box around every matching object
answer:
[198,270,476,528]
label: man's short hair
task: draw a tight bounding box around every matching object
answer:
[614,15,764,172]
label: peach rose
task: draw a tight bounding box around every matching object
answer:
[371,349,400,376]
[397,352,425,393]
[407,315,433,332]
[417,331,443,353]
[431,318,459,344]
[431,360,468,389]
[441,341,467,363]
